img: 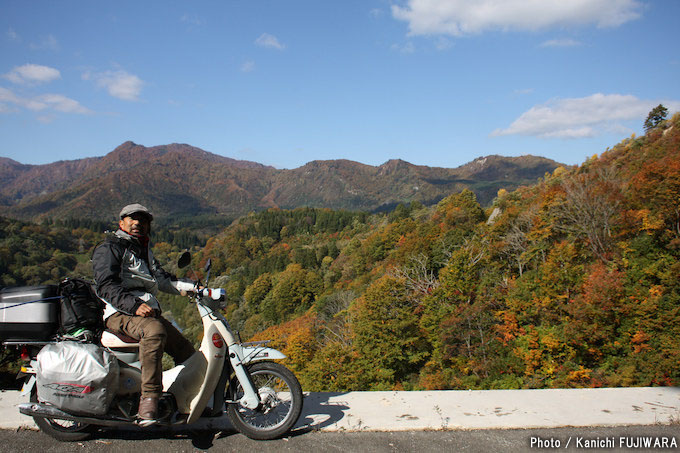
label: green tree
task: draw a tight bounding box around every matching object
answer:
[643,104,668,132]
[261,264,322,323]
[350,276,425,389]
[243,273,273,311]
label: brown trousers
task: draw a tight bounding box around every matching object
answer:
[106,312,195,398]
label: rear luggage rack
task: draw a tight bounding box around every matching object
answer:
[1,339,55,346]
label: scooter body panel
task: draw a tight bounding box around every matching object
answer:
[118,363,142,395]
[186,314,226,423]
[162,352,207,413]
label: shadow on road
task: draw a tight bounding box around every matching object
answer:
[296,392,351,431]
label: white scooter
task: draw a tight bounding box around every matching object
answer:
[18,252,303,441]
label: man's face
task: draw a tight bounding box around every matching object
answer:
[119,213,151,237]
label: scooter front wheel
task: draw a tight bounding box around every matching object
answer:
[30,386,93,442]
[226,361,303,440]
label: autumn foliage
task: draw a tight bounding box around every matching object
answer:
[221,114,680,391]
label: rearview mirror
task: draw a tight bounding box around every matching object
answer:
[178,251,191,269]
[203,258,212,286]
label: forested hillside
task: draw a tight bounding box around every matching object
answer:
[2,112,678,392]
[185,112,680,391]
[0,217,201,287]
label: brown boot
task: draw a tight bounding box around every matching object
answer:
[138,396,158,425]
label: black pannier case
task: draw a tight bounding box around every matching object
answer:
[0,285,59,341]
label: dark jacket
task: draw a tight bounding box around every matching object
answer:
[92,229,179,318]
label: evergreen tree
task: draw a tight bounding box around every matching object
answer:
[644,104,668,132]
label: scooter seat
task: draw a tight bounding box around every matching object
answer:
[101,330,140,349]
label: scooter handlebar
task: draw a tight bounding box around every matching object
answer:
[198,287,226,301]
[173,280,197,292]
[172,280,225,301]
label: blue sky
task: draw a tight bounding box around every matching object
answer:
[1,0,679,169]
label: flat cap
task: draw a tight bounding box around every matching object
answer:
[119,203,153,220]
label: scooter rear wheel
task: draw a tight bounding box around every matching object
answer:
[30,386,93,442]
[226,361,303,440]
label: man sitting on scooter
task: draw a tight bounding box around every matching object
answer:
[92,203,196,424]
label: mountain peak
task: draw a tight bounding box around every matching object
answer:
[376,159,416,177]
[380,158,410,167]
[104,142,273,170]
[118,140,138,148]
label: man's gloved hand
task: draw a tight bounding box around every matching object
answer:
[135,302,157,318]
[178,282,204,297]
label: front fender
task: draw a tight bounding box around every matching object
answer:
[240,346,286,364]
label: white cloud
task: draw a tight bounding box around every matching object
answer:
[83,70,143,101]
[492,94,680,139]
[392,0,642,36]
[0,87,90,115]
[540,38,583,48]
[38,94,91,114]
[255,33,285,50]
[4,64,61,84]
[241,60,256,73]
[0,87,21,112]
[0,87,44,111]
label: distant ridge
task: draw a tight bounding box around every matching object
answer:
[0,142,564,223]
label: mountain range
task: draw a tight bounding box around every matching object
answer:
[0,141,563,224]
